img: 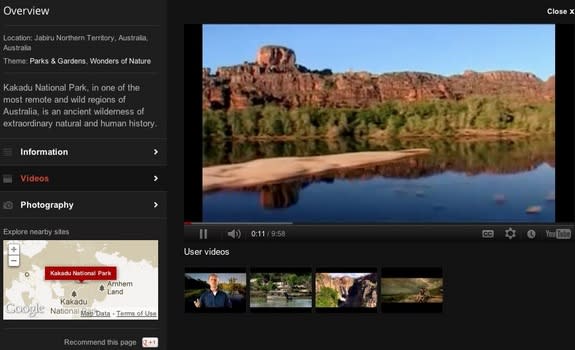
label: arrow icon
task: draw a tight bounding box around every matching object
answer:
[153,148,159,156]
[153,202,158,208]
[153,175,159,182]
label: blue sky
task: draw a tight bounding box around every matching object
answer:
[202,25,555,79]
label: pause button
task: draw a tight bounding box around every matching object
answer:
[199,229,208,240]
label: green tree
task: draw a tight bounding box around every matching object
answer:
[240,108,258,135]
[386,114,405,137]
[353,119,369,137]
[316,287,339,307]
[203,112,226,138]
[227,111,244,136]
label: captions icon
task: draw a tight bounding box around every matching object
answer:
[481,229,494,239]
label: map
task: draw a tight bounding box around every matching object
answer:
[3,240,158,320]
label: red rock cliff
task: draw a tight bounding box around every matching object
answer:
[203,46,554,110]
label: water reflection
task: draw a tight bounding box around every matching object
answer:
[259,183,303,209]
[202,136,555,222]
[205,137,554,210]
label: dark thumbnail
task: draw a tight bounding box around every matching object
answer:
[381,277,443,304]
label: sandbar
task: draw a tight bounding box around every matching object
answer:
[203,149,431,192]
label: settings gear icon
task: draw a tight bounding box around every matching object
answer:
[504,227,516,240]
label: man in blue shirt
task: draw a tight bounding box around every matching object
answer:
[194,273,233,308]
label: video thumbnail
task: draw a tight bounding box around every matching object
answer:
[200,24,555,223]
[184,269,246,312]
[249,268,312,312]
[381,268,443,313]
[315,270,377,312]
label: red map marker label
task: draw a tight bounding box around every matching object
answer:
[45,266,117,282]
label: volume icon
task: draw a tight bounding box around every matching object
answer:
[227,229,241,239]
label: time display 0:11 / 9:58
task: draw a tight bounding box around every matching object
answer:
[250,230,286,238]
